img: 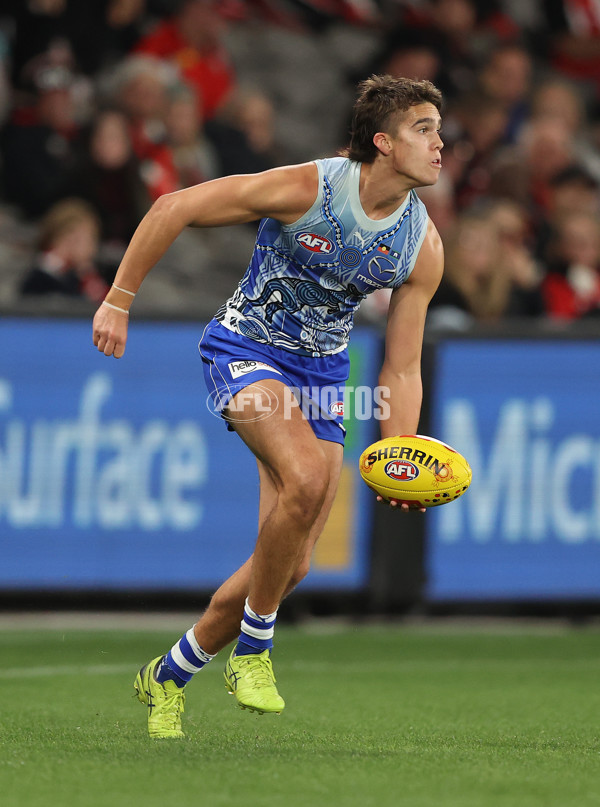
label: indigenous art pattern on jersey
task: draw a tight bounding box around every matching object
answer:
[217,157,429,357]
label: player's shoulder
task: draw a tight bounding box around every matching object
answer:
[314,155,354,184]
[266,160,319,189]
[314,155,350,172]
[248,160,319,195]
[421,216,443,256]
[404,216,444,291]
[246,161,321,225]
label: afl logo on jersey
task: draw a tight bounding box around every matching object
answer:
[296,232,334,254]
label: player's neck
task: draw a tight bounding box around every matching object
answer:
[358,161,411,220]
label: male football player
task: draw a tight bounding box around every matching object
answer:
[92,74,444,738]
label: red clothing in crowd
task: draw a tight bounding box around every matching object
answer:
[542,266,600,319]
[134,21,234,119]
[128,120,179,200]
[550,0,600,94]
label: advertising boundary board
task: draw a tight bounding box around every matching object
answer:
[426,336,600,602]
[0,318,378,593]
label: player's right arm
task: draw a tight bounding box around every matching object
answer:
[92,163,319,358]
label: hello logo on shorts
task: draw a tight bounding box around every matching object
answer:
[228,360,282,379]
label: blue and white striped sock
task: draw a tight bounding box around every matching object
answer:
[156,628,216,688]
[234,598,278,656]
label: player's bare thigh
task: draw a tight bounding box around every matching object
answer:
[224,378,330,494]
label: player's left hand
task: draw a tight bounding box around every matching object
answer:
[376,495,426,513]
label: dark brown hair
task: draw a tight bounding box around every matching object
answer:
[342,74,443,163]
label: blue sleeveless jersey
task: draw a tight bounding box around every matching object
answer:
[216,156,429,357]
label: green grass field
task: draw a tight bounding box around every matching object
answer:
[1,618,600,807]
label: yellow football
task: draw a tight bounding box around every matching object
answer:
[359,434,472,508]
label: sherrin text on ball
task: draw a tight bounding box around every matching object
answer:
[359,434,471,508]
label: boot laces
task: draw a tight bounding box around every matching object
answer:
[239,654,276,687]
[160,689,185,728]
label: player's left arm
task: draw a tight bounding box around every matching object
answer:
[378,218,444,439]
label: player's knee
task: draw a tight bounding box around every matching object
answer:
[282,463,329,524]
[289,558,311,589]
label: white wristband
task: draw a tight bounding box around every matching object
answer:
[102,300,129,315]
[112,284,136,297]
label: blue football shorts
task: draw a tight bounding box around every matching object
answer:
[198,319,349,445]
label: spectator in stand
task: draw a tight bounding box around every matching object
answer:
[478,41,534,143]
[531,163,600,262]
[542,211,600,320]
[427,205,543,329]
[352,27,444,91]
[519,117,577,214]
[529,75,600,182]
[164,84,280,189]
[5,0,146,80]
[133,0,235,120]
[378,0,521,101]
[231,90,277,164]
[165,87,221,187]
[427,211,505,329]
[485,198,545,317]
[428,0,513,98]
[531,75,585,133]
[221,88,284,171]
[541,0,600,98]
[110,55,180,199]
[377,37,441,87]
[21,197,108,303]
[547,165,600,222]
[447,90,510,209]
[69,107,149,279]
[207,0,380,30]
[0,49,83,218]
[3,0,145,78]
[490,114,578,227]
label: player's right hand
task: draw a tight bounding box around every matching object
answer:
[92,303,129,358]
[376,495,426,513]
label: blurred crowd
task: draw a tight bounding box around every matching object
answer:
[0,0,599,327]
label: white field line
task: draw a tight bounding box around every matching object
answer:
[0,613,201,632]
[0,612,596,635]
[0,663,134,679]
[2,658,600,680]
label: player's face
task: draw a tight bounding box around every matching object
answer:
[386,103,443,188]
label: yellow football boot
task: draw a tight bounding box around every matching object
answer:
[224,649,285,714]
[134,656,185,739]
